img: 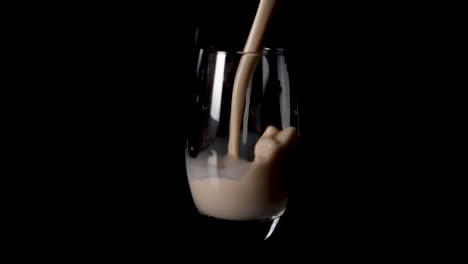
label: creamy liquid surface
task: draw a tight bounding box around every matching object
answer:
[187,127,297,221]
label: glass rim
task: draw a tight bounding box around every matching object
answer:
[200,46,293,55]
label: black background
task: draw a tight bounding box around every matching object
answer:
[12,0,439,256]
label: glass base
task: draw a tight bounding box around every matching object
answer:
[195,211,281,241]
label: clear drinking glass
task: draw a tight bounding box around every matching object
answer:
[185,47,300,241]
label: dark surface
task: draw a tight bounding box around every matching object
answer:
[21,0,434,255]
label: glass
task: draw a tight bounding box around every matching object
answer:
[185,47,301,241]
